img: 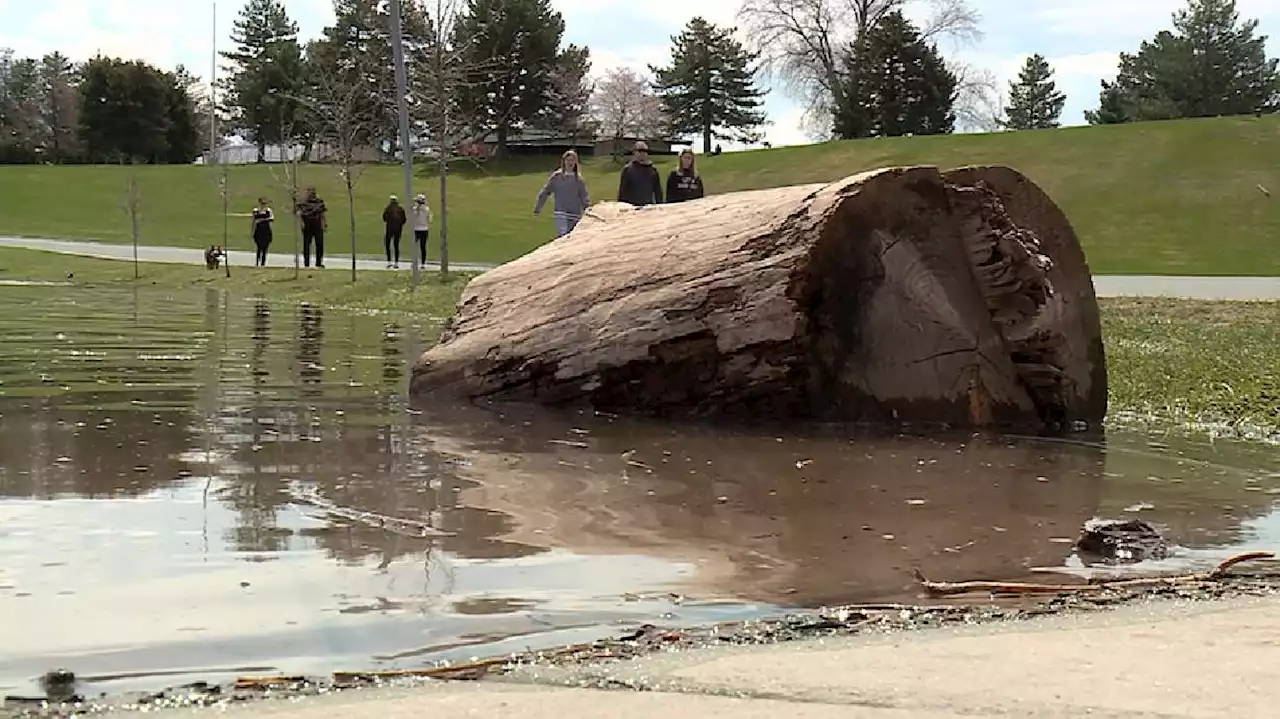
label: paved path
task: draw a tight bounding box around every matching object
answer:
[3,237,1280,299]
[0,237,495,274]
[130,596,1280,718]
[1091,274,1280,301]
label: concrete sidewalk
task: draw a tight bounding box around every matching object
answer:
[4,236,1280,300]
[1091,274,1280,301]
[140,596,1279,718]
[0,237,495,274]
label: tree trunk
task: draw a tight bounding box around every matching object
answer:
[410,165,1108,431]
[345,172,357,282]
[437,152,449,278]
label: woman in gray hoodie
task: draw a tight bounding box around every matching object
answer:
[534,150,590,237]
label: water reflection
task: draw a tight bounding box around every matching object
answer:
[297,304,323,394]
[0,286,1278,697]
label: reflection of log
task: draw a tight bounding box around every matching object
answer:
[411,165,1106,430]
[411,402,1106,606]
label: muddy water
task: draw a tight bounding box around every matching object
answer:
[1,287,1278,699]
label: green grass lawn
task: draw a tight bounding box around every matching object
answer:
[2,115,1278,275]
[3,248,1277,434]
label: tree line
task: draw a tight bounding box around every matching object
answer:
[1,0,1276,167]
[0,0,772,166]
[0,51,209,164]
[736,0,1276,137]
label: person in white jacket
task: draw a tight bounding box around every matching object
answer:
[410,194,432,265]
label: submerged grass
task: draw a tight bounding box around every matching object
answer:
[0,246,470,317]
[2,248,1277,434]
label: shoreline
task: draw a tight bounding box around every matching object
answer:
[8,558,1280,717]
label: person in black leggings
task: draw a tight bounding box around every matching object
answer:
[295,186,328,268]
[251,197,274,266]
[382,195,407,268]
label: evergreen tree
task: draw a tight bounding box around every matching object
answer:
[311,0,431,155]
[1084,81,1132,125]
[221,0,306,159]
[650,17,767,152]
[164,68,203,163]
[833,11,956,139]
[1003,54,1065,130]
[455,0,566,154]
[1086,0,1278,124]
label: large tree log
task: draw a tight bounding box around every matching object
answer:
[411,165,1107,430]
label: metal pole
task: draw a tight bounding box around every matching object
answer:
[210,1,217,162]
[388,0,418,289]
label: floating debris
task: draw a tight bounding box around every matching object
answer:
[1077,518,1170,563]
[287,486,453,538]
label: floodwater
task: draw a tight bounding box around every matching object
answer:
[1,287,1278,699]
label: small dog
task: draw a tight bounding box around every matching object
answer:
[205,245,224,270]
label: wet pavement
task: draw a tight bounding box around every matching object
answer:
[3,236,1280,299]
[1,285,1279,704]
[0,237,494,274]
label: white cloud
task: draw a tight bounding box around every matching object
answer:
[586,45,669,78]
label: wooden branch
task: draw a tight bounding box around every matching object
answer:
[914,550,1277,597]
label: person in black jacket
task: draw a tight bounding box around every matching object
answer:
[666,148,705,203]
[381,194,407,268]
[616,140,663,206]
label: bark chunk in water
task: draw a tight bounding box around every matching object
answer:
[410,165,1107,430]
[1076,519,1171,564]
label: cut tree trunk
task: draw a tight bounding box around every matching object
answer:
[410,165,1108,430]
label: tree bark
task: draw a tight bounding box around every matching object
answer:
[410,165,1108,431]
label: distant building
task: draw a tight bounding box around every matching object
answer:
[461,130,691,158]
[196,139,382,165]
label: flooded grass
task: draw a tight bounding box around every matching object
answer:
[1102,298,1280,438]
[0,268,1279,707]
[0,247,469,317]
[4,247,1277,436]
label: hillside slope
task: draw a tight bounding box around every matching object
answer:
[0,115,1276,274]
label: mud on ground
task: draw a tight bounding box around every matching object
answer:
[8,559,1280,718]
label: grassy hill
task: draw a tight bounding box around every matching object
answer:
[1,114,1277,275]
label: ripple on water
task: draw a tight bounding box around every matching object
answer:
[0,285,1278,699]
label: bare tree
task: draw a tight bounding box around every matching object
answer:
[407,0,503,279]
[121,164,142,280]
[215,163,233,278]
[300,46,380,283]
[268,101,306,278]
[737,0,983,138]
[590,68,666,158]
[952,62,1006,133]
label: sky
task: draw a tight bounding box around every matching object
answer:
[2,0,1278,148]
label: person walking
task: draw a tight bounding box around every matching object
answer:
[616,140,663,206]
[410,194,432,265]
[250,197,274,267]
[295,186,327,269]
[534,149,590,237]
[666,149,705,204]
[382,194,407,268]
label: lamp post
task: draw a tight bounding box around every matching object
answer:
[388,0,418,289]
